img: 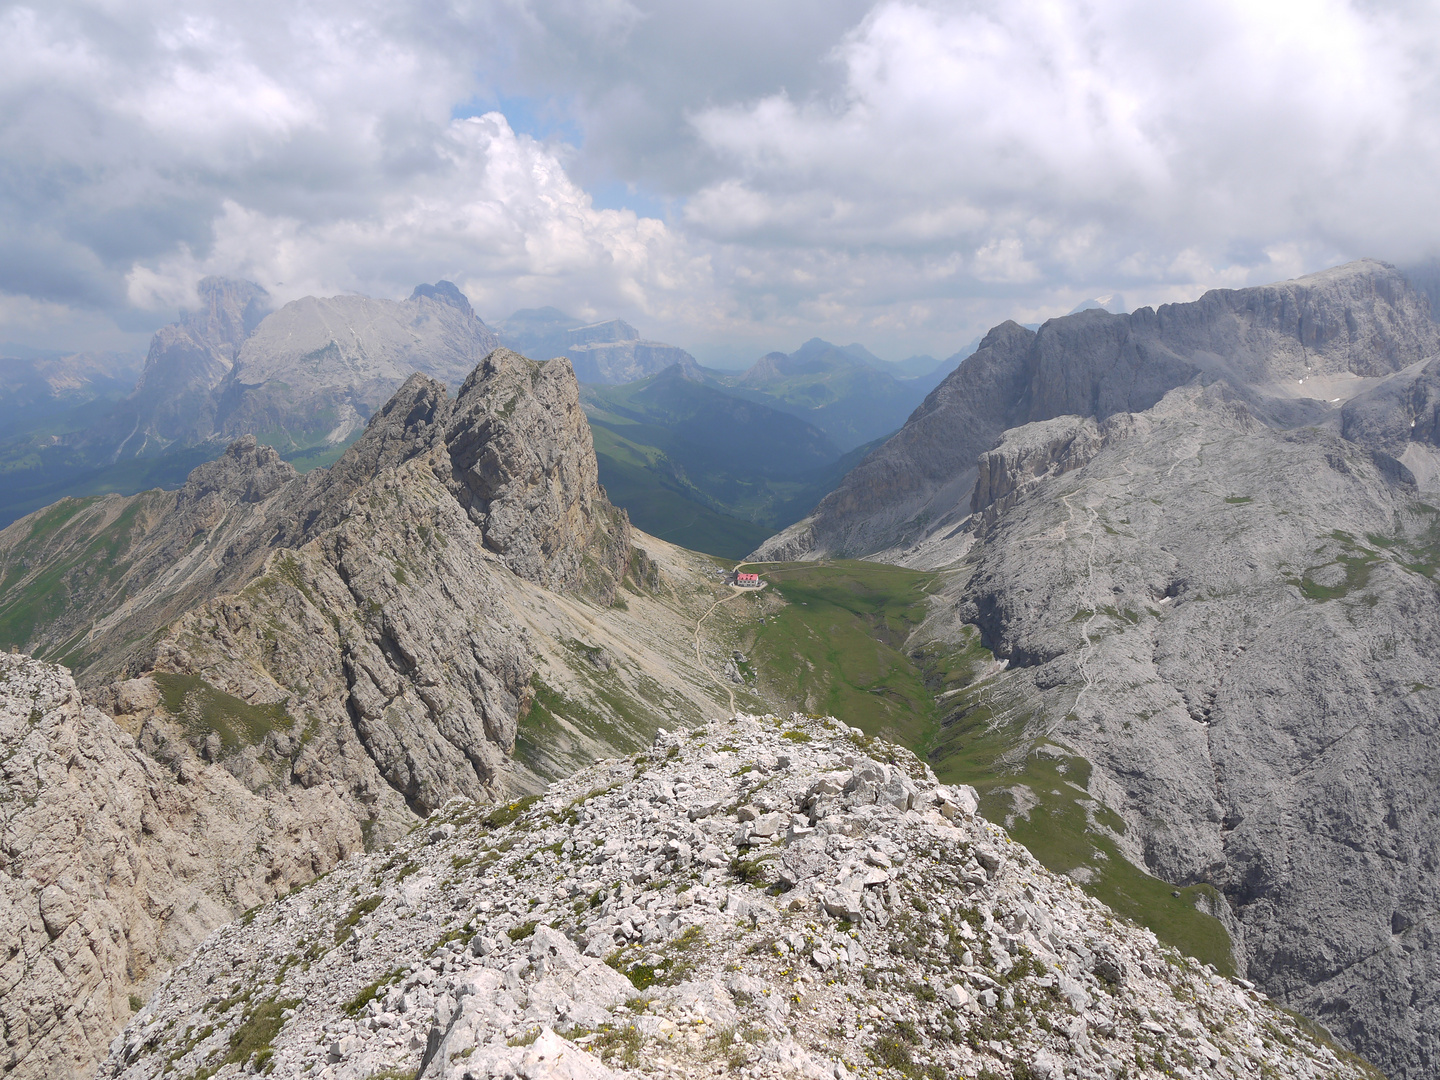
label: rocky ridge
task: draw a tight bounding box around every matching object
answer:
[103,712,1375,1080]
[0,349,757,1080]
[0,349,626,684]
[757,260,1440,560]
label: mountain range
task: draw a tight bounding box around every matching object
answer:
[571,339,963,555]
[5,259,1440,1079]
[0,285,960,556]
[581,364,878,557]
[755,258,1440,1079]
[494,307,698,384]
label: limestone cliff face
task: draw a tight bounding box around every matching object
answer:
[117,277,272,454]
[765,259,1439,559]
[0,655,361,1080]
[931,385,1440,1077]
[447,349,631,598]
[969,415,1104,532]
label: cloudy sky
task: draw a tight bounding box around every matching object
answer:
[3,0,1439,363]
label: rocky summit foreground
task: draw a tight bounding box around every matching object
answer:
[104,713,1374,1080]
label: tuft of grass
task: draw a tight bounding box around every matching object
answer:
[344,969,405,1016]
[151,672,294,753]
[730,855,775,887]
[222,997,298,1071]
[606,928,704,990]
[588,1022,643,1068]
[334,896,383,944]
[482,795,542,830]
[1294,553,1376,601]
[507,920,539,942]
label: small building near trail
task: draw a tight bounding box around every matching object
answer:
[735,572,761,588]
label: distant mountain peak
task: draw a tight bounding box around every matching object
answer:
[409,280,474,316]
[839,341,884,366]
[1067,292,1127,315]
[187,277,272,337]
[566,318,640,346]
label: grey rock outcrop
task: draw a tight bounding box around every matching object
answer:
[970,415,1104,532]
[563,321,697,384]
[1,347,635,851]
[102,714,1375,1080]
[0,654,360,1080]
[448,349,631,595]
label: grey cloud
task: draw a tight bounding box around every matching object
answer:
[1,0,1439,362]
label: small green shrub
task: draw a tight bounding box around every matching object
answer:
[223,997,298,1070]
[344,969,405,1016]
[334,896,383,944]
[483,795,542,830]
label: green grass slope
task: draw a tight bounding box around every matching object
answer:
[717,341,929,451]
[729,560,1235,974]
[583,366,881,556]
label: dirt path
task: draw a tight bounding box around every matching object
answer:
[694,588,749,715]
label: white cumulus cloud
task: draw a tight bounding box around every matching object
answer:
[2,0,1440,359]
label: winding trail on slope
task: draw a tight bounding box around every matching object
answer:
[694,582,750,715]
[1063,490,1103,725]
